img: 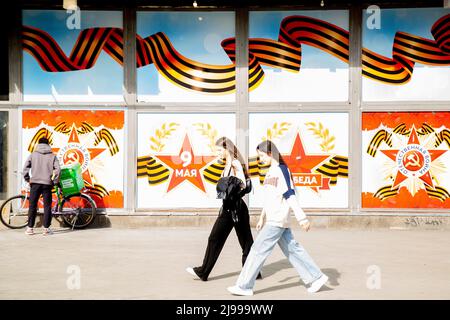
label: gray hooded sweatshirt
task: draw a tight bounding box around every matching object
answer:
[23,143,61,186]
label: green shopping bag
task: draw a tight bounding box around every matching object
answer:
[59,162,85,196]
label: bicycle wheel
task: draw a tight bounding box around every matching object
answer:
[59,194,96,229]
[0,195,29,229]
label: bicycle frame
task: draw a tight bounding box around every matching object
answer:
[2,172,97,230]
[20,184,91,218]
[51,185,64,216]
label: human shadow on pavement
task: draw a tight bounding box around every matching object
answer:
[47,228,73,235]
[254,280,335,295]
[208,271,241,281]
[322,268,341,286]
[209,259,340,289]
[269,267,340,287]
[259,262,340,287]
[254,266,340,295]
[208,259,290,281]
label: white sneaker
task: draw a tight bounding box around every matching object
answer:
[307,274,329,293]
[25,227,34,235]
[227,285,254,296]
[42,228,53,236]
[186,267,200,279]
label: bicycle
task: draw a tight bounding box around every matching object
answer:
[0,172,97,230]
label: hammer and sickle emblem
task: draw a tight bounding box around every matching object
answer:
[66,151,79,164]
[404,153,420,168]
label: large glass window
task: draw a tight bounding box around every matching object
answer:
[0,14,9,100]
[136,113,236,208]
[362,112,450,209]
[137,12,235,103]
[249,10,349,102]
[0,112,8,199]
[21,109,125,208]
[22,10,123,102]
[362,8,450,101]
[249,112,349,208]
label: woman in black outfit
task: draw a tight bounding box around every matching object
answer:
[186,137,261,281]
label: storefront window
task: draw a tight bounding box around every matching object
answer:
[362,112,450,209]
[137,12,235,103]
[0,16,9,100]
[362,8,450,101]
[0,112,8,199]
[249,112,349,208]
[249,10,349,102]
[136,113,236,208]
[22,10,123,102]
[21,109,125,208]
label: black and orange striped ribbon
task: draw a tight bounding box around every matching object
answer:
[367,130,393,157]
[435,129,450,148]
[23,26,123,71]
[137,152,348,188]
[28,127,54,152]
[23,14,450,93]
[53,122,120,156]
[85,183,110,198]
[248,155,348,186]
[363,13,450,84]
[138,33,235,93]
[373,184,450,202]
[373,185,400,200]
[367,123,448,157]
[136,155,226,186]
[425,185,450,202]
[137,155,171,185]
[248,156,270,185]
[93,128,120,156]
[314,156,348,185]
[202,158,226,184]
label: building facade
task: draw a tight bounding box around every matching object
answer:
[1,1,449,218]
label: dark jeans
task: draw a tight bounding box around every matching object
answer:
[194,199,261,281]
[28,183,53,228]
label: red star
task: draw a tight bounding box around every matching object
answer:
[283,133,330,192]
[156,134,216,193]
[52,125,106,186]
[381,127,446,189]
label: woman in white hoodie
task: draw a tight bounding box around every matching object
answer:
[227,140,328,296]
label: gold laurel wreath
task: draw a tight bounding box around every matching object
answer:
[305,122,336,152]
[149,123,180,153]
[193,123,218,152]
[262,122,291,141]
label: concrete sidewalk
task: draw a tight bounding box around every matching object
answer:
[0,227,449,300]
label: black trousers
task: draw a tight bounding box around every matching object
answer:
[194,199,260,281]
[28,183,53,228]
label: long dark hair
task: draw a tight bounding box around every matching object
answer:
[256,140,287,166]
[215,137,249,178]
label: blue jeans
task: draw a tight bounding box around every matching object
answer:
[236,224,323,290]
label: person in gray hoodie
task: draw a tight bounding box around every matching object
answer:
[22,137,61,235]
